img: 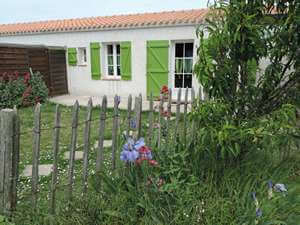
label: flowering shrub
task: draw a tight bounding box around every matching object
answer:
[0,71,48,109]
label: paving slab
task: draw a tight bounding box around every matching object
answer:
[63,151,84,160]
[94,140,112,149]
[21,164,53,177]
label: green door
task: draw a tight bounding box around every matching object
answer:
[146,40,169,97]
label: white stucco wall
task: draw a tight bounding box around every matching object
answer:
[0,26,202,99]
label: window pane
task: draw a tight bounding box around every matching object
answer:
[117,55,120,65]
[175,43,184,57]
[184,75,192,88]
[117,66,121,76]
[184,59,193,73]
[108,56,114,65]
[83,48,87,62]
[117,45,120,54]
[108,66,114,75]
[175,74,183,88]
[175,58,183,73]
[185,43,194,57]
[107,45,113,54]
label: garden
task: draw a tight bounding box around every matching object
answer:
[0,1,300,225]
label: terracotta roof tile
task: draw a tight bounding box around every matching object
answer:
[0,9,208,36]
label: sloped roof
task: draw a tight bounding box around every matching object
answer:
[0,9,209,36]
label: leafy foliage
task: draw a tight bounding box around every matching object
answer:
[194,0,300,119]
[0,71,48,109]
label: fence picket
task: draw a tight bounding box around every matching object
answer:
[166,89,172,146]
[32,103,41,210]
[50,105,61,214]
[191,88,196,142]
[82,99,93,194]
[96,96,107,173]
[0,109,15,215]
[11,108,20,212]
[67,101,79,202]
[148,92,154,146]
[126,95,132,138]
[137,95,142,139]
[183,88,189,145]
[174,88,181,139]
[111,95,119,171]
[158,94,164,148]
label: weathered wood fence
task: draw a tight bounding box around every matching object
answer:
[0,88,201,216]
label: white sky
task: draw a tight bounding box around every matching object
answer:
[1,0,209,24]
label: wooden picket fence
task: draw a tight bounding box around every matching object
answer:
[0,88,202,216]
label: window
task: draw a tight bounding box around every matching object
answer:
[106,44,121,77]
[77,47,87,65]
[174,42,193,88]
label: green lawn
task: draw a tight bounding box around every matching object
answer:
[16,101,166,213]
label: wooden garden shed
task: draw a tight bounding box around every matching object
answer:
[0,43,68,96]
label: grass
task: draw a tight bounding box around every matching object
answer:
[7,101,300,225]
[13,101,167,223]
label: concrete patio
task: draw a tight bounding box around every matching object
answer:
[49,94,192,112]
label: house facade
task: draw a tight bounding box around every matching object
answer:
[0,9,208,99]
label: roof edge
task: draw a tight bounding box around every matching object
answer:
[0,22,203,37]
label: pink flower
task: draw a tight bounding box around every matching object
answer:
[148,160,158,166]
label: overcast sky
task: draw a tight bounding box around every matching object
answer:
[0,0,208,24]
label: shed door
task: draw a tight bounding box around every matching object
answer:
[146,40,169,98]
[48,49,68,96]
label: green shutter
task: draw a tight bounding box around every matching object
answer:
[90,42,101,80]
[68,48,77,66]
[146,40,169,97]
[120,42,132,80]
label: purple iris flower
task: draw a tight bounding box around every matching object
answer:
[268,180,273,189]
[120,138,139,162]
[120,137,146,162]
[134,138,145,150]
[256,208,262,218]
[130,119,137,129]
[120,149,139,162]
[274,183,287,192]
[251,192,257,201]
[146,151,152,160]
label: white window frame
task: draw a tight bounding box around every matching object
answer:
[77,47,87,66]
[173,41,194,89]
[104,43,121,79]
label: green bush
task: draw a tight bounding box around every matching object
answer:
[0,71,48,109]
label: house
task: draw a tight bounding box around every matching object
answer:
[0,9,208,99]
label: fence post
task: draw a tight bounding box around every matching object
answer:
[134,96,142,139]
[165,89,172,147]
[126,95,132,139]
[11,107,20,213]
[0,109,16,215]
[148,93,154,146]
[96,96,107,173]
[191,88,196,144]
[137,95,142,139]
[158,93,164,149]
[32,103,41,211]
[50,105,61,215]
[82,98,93,194]
[68,101,79,202]
[111,95,119,171]
[174,88,181,139]
[183,88,189,146]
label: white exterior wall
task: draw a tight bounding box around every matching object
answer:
[0,26,201,99]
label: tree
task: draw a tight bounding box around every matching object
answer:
[194,0,300,120]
